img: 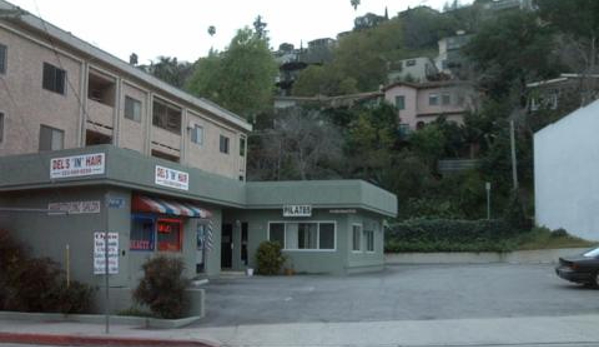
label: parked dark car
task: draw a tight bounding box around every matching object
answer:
[555,247,599,287]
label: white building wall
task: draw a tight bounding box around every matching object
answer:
[534,100,599,241]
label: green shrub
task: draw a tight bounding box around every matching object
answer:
[551,228,568,238]
[4,256,94,313]
[0,230,94,313]
[386,218,517,253]
[133,256,189,319]
[503,191,531,231]
[53,281,95,314]
[5,257,63,312]
[255,241,286,275]
[0,229,26,310]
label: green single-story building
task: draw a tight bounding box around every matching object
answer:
[0,145,397,310]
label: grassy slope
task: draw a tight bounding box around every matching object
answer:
[515,228,596,250]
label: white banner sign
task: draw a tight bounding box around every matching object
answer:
[50,153,105,179]
[94,232,119,275]
[48,200,101,215]
[155,165,189,191]
[283,205,312,217]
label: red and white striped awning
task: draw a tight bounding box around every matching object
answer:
[132,195,212,219]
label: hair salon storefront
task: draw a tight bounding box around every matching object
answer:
[0,145,397,310]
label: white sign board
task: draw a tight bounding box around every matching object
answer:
[155,165,189,191]
[50,153,105,179]
[94,232,119,275]
[48,201,101,215]
[283,205,312,217]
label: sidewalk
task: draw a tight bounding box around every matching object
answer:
[2,314,599,346]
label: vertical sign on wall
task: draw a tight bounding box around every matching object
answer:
[93,232,119,275]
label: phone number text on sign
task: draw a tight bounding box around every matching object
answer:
[155,165,189,191]
[50,153,105,179]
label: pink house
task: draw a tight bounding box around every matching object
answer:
[383,81,478,132]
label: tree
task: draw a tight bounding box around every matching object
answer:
[345,103,399,184]
[292,65,358,96]
[400,6,458,50]
[535,0,599,105]
[535,0,599,73]
[464,12,560,103]
[333,18,404,91]
[144,56,193,89]
[187,27,278,118]
[253,15,268,40]
[351,0,360,10]
[409,124,447,169]
[207,25,216,37]
[247,108,343,181]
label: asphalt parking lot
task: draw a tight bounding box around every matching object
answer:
[197,264,599,327]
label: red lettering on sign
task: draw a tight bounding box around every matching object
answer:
[86,155,102,166]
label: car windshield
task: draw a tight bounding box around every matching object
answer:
[583,248,599,257]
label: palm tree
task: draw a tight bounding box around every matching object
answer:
[351,0,360,10]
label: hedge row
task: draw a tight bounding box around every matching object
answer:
[385,219,519,253]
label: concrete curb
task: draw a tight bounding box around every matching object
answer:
[385,247,591,265]
[0,311,202,329]
[0,332,218,347]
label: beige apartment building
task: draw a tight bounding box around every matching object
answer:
[0,6,250,181]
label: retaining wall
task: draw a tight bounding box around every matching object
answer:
[385,248,590,265]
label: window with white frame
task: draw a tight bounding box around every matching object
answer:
[352,224,362,251]
[429,93,439,106]
[191,125,204,145]
[124,96,142,122]
[219,135,230,154]
[239,136,246,156]
[395,95,405,110]
[364,230,374,252]
[269,223,285,247]
[268,221,336,250]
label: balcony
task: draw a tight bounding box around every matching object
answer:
[87,98,114,130]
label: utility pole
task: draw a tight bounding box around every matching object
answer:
[485,182,491,220]
[510,119,519,190]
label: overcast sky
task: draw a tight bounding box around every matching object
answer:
[9,0,471,64]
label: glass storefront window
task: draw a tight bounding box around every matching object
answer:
[319,223,335,250]
[269,223,285,248]
[268,221,336,250]
[130,216,155,251]
[157,218,182,252]
[298,223,318,249]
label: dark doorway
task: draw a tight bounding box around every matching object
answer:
[241,222,248,266]
[221,223,233,269]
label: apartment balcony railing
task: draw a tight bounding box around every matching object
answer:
[87,98,114,129]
